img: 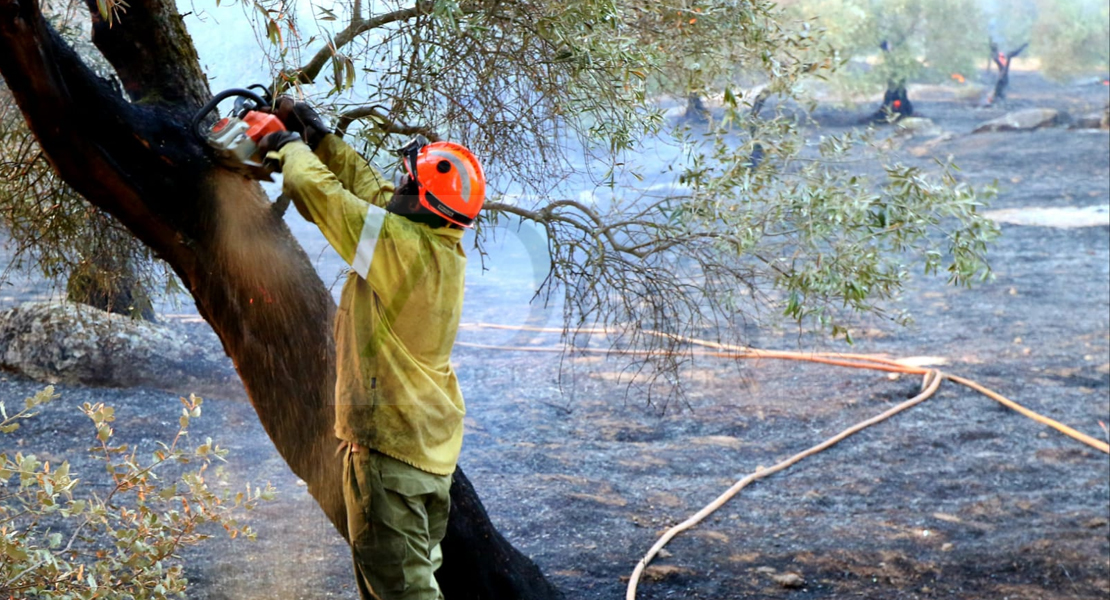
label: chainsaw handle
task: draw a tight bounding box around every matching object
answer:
[191,88,269,142]
[234,85,275,115]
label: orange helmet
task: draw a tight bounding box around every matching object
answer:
[401,138,486,228]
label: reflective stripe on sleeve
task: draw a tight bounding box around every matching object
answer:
[351,204,387,280]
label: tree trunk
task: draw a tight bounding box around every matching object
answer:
[683,92,709,122]
[988,42,1028,105]
[0,1,562,598]
[991,68,1010,103]
[869,84,913,123]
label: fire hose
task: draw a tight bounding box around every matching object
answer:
[454,323,1109,599]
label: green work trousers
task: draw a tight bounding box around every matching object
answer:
[343,443,453,600]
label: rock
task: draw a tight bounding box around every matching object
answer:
[771,572,806,588]
[896,117,941,136]
[1071,76,1110,87]
[1085,517,1109,529]
[973,108,1060,133]
[0,301,243,399]
[1072,112,1106,130]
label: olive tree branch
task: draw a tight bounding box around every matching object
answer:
[281,0,486,91]
[280,1,437,87]
[334,105,440,140]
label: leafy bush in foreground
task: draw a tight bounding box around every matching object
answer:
[0,388,274,599]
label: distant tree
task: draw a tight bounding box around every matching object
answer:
[986,40,1029,104]
[791,0,986,113]
[870,40,915,121]
[1026,0,1109,80]
[623,0,791,122]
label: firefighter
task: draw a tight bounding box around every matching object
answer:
[259,98,485,600]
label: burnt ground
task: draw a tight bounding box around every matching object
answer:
[2,71,1108,599]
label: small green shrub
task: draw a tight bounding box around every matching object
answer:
[0,388,274,599]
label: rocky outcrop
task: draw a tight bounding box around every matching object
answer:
[0,301,244,399]
[1071,104,1110,130]
[896,117,942,136]
[973,108,1060,133]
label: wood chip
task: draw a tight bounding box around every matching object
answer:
[643,565,693,581]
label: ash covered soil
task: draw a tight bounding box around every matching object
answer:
[2,71,1108,599]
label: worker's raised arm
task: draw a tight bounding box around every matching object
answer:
[314,135,395,208]
[272,140,387,279]
[262,98,393,209]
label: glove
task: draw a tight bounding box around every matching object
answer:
[268,96,331,150]
[257,130,302,171]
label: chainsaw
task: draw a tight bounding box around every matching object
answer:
[191,86,289,181]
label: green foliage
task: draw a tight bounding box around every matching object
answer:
[509,101,999,363]
[629,0,812,101]
[790,0,988,94]
[0,390,273,599]
[249,0,667,193]
[979,0,1110,80]
[1027,0,1110,79]
[792,0,1110,94]
[210,0,1001,358]
[1,0,1003,389]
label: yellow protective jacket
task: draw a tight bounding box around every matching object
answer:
[274,135,466,476]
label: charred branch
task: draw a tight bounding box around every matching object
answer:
[0,0,205,271]
[988,40,1028,104]
[82,0,210,108]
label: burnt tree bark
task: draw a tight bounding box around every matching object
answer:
[870,41,913,123]
[988,41,1028,104]
[683,93,710,122]
[0,0,562,597]
[866,84,913,124]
